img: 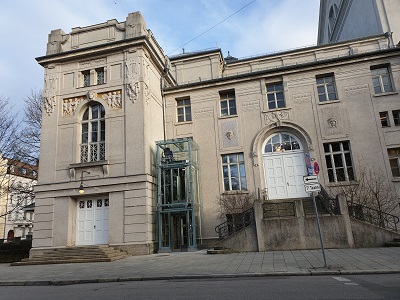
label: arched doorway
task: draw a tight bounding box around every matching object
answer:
[262,132,308,200]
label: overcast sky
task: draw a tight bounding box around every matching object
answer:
[0,0,320,116]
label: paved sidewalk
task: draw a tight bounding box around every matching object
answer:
[0,248,399,286]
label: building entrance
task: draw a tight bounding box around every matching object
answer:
[76,198,109,245]
[262,132,308,200]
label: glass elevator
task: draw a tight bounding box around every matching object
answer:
[156,138,201,252]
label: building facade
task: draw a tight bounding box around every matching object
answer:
[33,9,400,256]
[318,0,400,46]
[0,154,37,241]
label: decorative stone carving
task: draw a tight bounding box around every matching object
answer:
[63,97,82,116]
[86,91,97,101]
[344,84,369,96]
[293,93,311,104]
[242,101,259,112]
[327,117,338,128]
[264,110,291,125]
[43,74,58,115]
[102,91,122,108]
[194,107,214,119]
[126,58,140,103]
[221,121,239,148]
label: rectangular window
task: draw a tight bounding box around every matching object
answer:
[316,74,337,102]
[324,141,355,182]
[177,98,192,122]
[371,66,394,94]
[96,68,105,85]
[220,91,237,117]
[266,82,285,109]
[380,111,390,127]
[392,110,400,126]
[82,70,91,87]
[222,153,247,191]
[388,148,400,177]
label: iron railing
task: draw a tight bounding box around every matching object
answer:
[348,203,399,232]
[263,201,295,218]
[316,185,340,215]
[214,207,255,240]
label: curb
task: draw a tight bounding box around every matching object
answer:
[1,269,399,286]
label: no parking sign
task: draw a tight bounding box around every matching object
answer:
[313,161,320,175]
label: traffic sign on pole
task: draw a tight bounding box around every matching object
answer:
[305,184,321,192]
[314,161,320,175]
[303,175,319,185]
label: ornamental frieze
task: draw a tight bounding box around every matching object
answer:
[264,110,291,125]
[242,101,260,112]
[344,84,369,96]
[62,89,122,116]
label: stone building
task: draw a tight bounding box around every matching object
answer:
[32,5,400,256]
[318,0,400,46]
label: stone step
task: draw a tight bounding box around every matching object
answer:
[10,245,128,266]
[207,247,233,254]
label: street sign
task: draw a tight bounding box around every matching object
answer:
[314,161,320,175]
[305,183,321,192]
[303,175,319,185]
[305,153,313,175]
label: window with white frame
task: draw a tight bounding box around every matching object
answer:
[380,111,390,127]
[177,98,192,122]
[222,153,247,191]
[81,103,105,162]
[220,91,237,117]
[316,74,337,102]
[388,148,400,177]
[324,141,355,182]
[266,82,285,109]
[371,65,394,94]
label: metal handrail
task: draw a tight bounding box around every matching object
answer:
[214,207,255,240]
[348,202,399,232]
[317,185,340,215]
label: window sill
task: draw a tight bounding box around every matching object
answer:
[373,91,398,97]
[69,160,109,179]
[392,177,400,182]
[219,114,238,120]
[176,121,193,125]
[327,180,359,187]
[262,107,291,113]
[222,190,249,195]
[318,100,340,105]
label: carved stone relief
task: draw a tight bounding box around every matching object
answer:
[43,74,58,115]
[320,106,349,138]
[126,58,140,103]
[264,110,291,125]
[194,107,214,119]
[344,84,369,96]
[293,93,311,104]
[221,121,239,148]
[62,90,122,116]
[242,101,260,112]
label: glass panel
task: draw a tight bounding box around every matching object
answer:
[82,124,88,143]
[345,153,353,166]
[97,199,102,207]
[222,155,228,164]
[327,169,334,182]
[92,105,98,119]
[100,105,105,118]
[87,200,92,208]
[230,165,238,178]
[324,144,330,153]
[342,142,349,151]
[347,167,355,180]
[333,154,343,167]
[319,93,327,101]
[325,155,332,168]
[91,122,98,142]
[229,154,237,163]
[83,108,89,120]
[331,143,340,152]
[231,178,239,190]
[224,178,230,191]
[265,143,272,153]
[336,168,345,181]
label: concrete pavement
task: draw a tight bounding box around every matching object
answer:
[0,247,399,286]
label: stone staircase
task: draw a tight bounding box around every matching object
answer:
[384,238,400,247]
[11,245,128,266]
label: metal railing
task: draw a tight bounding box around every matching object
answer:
[348,203,399,232]
[214,207,255,240]
[263,201,295,218]
[316,185,340,215]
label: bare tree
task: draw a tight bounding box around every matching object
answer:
[218,192,255,220]
[16,89,42,163]
[0,96,19,158]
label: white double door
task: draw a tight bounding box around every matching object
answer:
[263,152,308,200]
[76,199,109,245]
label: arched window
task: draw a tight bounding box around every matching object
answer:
[80,103,105,162]
[263,133,302,154]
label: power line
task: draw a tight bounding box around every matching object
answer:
[167,0,256,55]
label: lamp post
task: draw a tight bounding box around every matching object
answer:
[78,171,90,194]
